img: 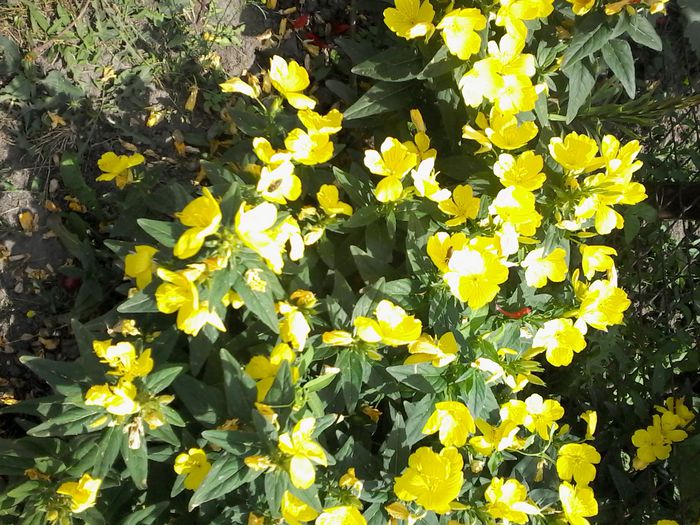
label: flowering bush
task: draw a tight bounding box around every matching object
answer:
[1,1,698,524]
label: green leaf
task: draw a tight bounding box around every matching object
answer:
[627,14,662,51]
[227,108,268,136]
[336,351,364,412]
[19,356,86,396]
[342,206,380,228]
[144,365,185,393]
[117,290,159,313]
[419,46,463,78]
[231,270,279,333]
[172,375,224,426]
[60,153,100,213]
[220,349,257,420]
[343,81,416,121]
[137,219,180,248]
[27,408,101,437]
[40,71,83,99]
[189,456,248,510]
[351,46,422,82]
[564,61,595,123]
[119,503,169,525]
[0,36,21,75]
[201,430,259,454]
[92,426,122,478]
[561,24,612,69]
[385,363,446,393]
[303,371,339,393]
[121,432,148,489]
[601,39,636,98]
[0,74,32,101]
[264,360,295,408]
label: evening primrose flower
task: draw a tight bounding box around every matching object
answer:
[364,137,418,203]
[394,446,464,514]
[574,278,631,333]
[567,0,595,14]
[316,506,367,525]
[383,0,435,40]
[124,245,157,289]
[84,380,140,416]
[93,340,153,380]
[269,56,316,110]
[496,0,554,37]
[317,185,353,217]
[521,247,568,288]
[354,300,422,347]
[235,202,285,274]
[655,397,695,427]
[246,343,299,401]
[580,245,617,279]
[469,419,522,455]
[281,490,319,525]
[253,137,292,166]
[422,401,476,447]
[494,151,546,191]
[96,152,144,189]
[298,109,343,135]
[549,132,600,173]
[484,477,539,524]
[174,187,222,259]
[177,301,226,337]
[532,318,587,367]
[56,473,102,514]
[219,76,260,98]
[406,332,459,367]
[463,110,539,153]
[174,448,211,490]
[523,394,565,439]
[278,301,311,350]
[411,157,450,202]
[490,186,543,237]
[438,184,480,227]
[257,161,301,204]
[436,8,486,60]
[278,418,328,489]
[559,482,598,525]
[285,128,334,165]
[443,238,510,309]
[557,443,601,485]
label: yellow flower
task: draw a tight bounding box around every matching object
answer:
[298,109,343,135]
[580,245,617,279]
[422,401,476,447]
[364,137,418,203]
[235,201,285,274]
[316,506,367,525]
[85,380,140,416]
[246,343,299,401]
[484,477,539,524]
[174,448,211,490]
[56,473,102,514]
[549,132,600,173]
[521,247,568,289]
[496,0,554,37]
[177,301,226,337]
[354,300,422,347]
[438,184,480,227]
[281,491,319,525]
[469,419,521,455]
[383,0,435,40]
[557,443,601,485]
[443,238,510,309]
[174,187,222,259]
[269,56,316,110]
[322,330,355,346]
[339,467,364,495]
[574,279,630,333]
[222,290,245,309]
[408,131,437,161]
[654,521,680,525]
[411,158,450,203]
[394,446,464,514]
[257,161,302,204]
[567,0,595,14]
[278,418,328,489]
[96,152,144,189]
[532,318,587,367]
[93,340,154,380]
[436,8,486,60]
[494,151,546,191]
[459,35,538,113]
[278,302,311,350]
[490,186,543,236]
[406,332,459,367]
[463,109,539,153]
[317,184,353,217]
[285,128,334,165]
[559,482,598,525]
[523,393,565,439]
[655,397,695,428]
[253,137,292,166]
[124,245,158,289]
[631,414,681,464]
[219,76,260,98]
[581,410,597,440]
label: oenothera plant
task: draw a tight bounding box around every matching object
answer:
[0,0,696,524]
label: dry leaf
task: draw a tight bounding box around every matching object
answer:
[18,210,36,233]
[44,200,60,212]
[185,85,199,112]
[47,112,66,128]
[38,337,59,350]
[119,139,139,152]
